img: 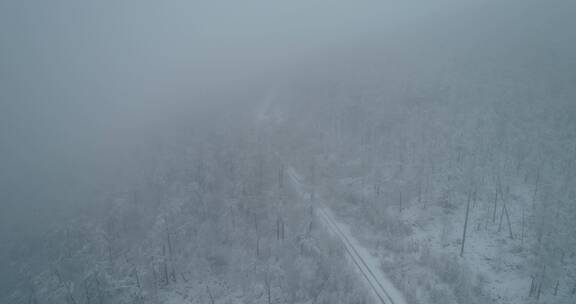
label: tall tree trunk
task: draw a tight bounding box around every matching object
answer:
[460,190,472,257]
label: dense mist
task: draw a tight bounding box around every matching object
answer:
[1,0,575,303]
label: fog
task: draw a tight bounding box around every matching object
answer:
[1,0,575,303]
[0,0,474,230]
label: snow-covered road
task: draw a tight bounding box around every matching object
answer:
[287,167,406,304]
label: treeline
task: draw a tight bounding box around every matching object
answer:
[6,122,367,303]
[269,69,576,302]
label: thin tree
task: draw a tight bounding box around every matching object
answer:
[532,167,541,210]
[460,190,472,257]
[492,178,500,223]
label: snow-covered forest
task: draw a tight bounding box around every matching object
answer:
[1,0,575,304]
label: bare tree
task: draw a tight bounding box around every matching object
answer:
[460,190,472,257]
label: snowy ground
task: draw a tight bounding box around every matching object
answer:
[320,171,575,304]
